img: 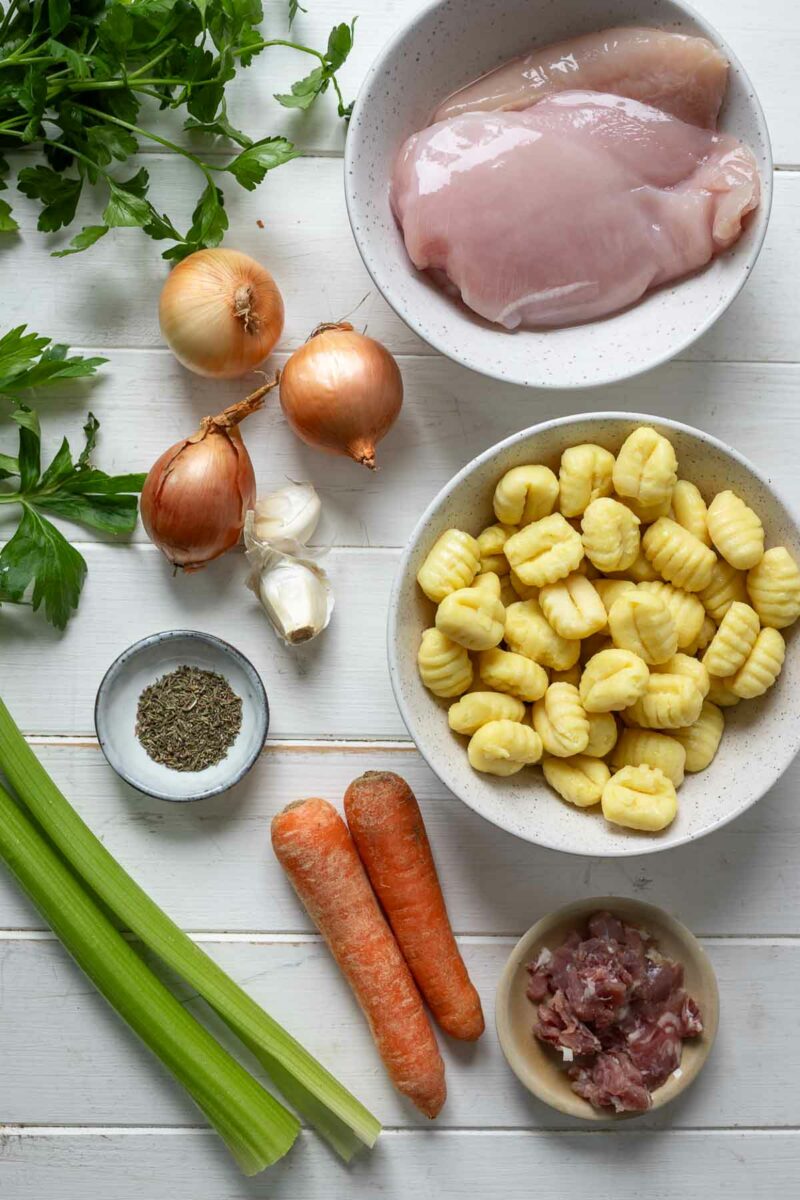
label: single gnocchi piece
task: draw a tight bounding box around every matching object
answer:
[579,648,649,713]
[532,683,590,758]
[612,728,686,787]
[601,765,678,832]
[417,528,480,602]
[504,514,584,588]
[683,614,717,657]
[698,558,748,624]
[652,654,710,699]
[476,523,516,576]
[550,662,582,687]
[467,719,543,776]
[707,490,765,570]
[636,580,706,650]
[642,517,716,592]
[730,627,786,699]
[707,675,741,707]
[607,590,678,665]
[671,701,724,772]
[671,480,711,546]
[702,601,760,678]
[612,426,678,508]
[478,647,549,702]
[417,629,473,697]
[504,598,581,672]
[493,465,559,526]
[581,498,640,573]
[543,755,610,808]
[539,573,607,640]
[558,444,615,517]
[435,584,506,651]
[622,674,704,730]
[747,547,800,629]
[584,711,619,758]
[448,691,526,735]
[594,578,637,618]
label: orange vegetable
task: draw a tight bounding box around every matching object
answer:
[271,798,446,1118]
[344,771,485,1041]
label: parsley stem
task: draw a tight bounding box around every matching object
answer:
[72,104,222,181]
[0,0,23,45]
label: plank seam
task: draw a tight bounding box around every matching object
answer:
[1,931,799,945]
[2,1124,799,1137]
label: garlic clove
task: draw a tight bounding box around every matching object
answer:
[253,483,321,548]
[256,555,334,645]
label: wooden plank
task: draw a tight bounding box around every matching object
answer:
[0,936,796,1131]
[1,153,797,361]
[2,1129,797,1200]
[3,356,800,549]
[1,742,799,937]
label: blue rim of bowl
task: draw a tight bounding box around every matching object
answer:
[94,629,270,803]
[344,0,774,390]
[386,411,800,856]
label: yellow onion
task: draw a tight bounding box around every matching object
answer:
[141,381,277,571]
[159,248,284,378]
[279,323,403,469]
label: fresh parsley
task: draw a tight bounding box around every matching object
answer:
[0,1,356,260]
[0,326,145,629]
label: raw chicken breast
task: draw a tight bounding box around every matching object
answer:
[391,92,760,329]
[433,27,728,129]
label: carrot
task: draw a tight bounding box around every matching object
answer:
[271,798,446,1119]
[344,771,485,1042]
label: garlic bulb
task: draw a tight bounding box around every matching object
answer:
[253,483,321,549]
[244,512,333,645]
[256,553,333,645]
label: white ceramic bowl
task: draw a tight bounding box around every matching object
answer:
[95,630,269,802]
[345,0,773,389]
[387,414,800,856]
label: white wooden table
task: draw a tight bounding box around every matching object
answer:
[1,2,799,1195]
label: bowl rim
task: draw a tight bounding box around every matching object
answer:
[94,628,270,803]
[494,895,720,1120]
[344,0,774,390]
[386,410,800,856]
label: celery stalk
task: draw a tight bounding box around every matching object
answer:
[0,697,381,1157]
[0,783,299,1176]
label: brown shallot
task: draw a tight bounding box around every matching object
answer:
[141,381,277,571]
[280,323,403,469]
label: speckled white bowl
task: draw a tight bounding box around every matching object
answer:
[345,0,773,389]
[387,414,800,856]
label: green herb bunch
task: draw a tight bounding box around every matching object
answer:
[0,325,145,628]
[0,1,355,259]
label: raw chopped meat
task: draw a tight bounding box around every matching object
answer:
[433,26,729,129]
[391,92,760,330]
[526,910,703,1113]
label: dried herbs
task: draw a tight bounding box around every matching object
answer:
[136,665,243,772]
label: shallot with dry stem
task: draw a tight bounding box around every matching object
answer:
[279,323,403,469]
[141,380,278,571]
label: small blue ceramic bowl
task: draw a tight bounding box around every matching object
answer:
[95,630,269,802]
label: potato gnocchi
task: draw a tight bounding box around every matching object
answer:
[414,425,798,835]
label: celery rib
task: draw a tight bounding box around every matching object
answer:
[0,784,299,1176]
[0,697,381,1157]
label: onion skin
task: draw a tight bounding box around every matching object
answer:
[279,324,403,469]
[159,248,284,379]
[141,383,277,571]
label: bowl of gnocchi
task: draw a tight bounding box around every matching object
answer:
[387,414,800,855]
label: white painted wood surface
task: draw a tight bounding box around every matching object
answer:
[2,2,799,1196]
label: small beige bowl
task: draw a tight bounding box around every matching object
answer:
[496,896,720,1120]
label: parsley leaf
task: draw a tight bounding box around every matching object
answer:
[17,165,83,233]
[51,225,110,257]
[0,508,88,630]
[226,136,298,191]
[275,21,356,112]
[0,326,106,394]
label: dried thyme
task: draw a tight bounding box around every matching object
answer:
[136,666,243,772]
